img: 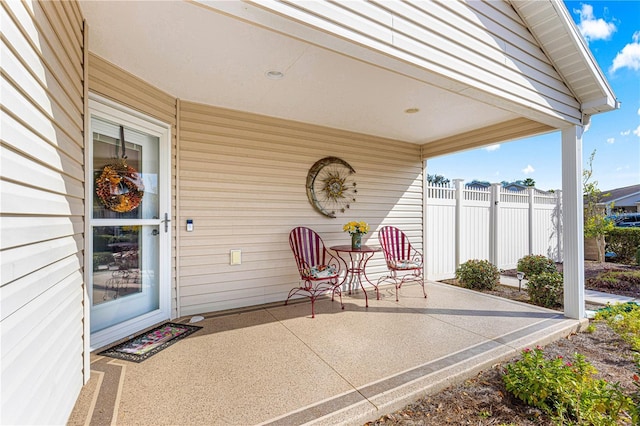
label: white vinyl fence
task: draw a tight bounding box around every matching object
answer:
[426,180,562,280]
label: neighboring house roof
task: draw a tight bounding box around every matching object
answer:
[466,181,491,189]
[504,183,528,191]
[598,184,640,208]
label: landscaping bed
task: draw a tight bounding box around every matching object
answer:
[367,261,639,425]
[503,260,640,299]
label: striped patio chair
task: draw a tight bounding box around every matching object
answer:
[377,226,427,301]
[287,227,344,318]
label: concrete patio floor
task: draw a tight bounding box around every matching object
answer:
[68,281,587,425]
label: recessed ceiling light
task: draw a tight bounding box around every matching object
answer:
[265,70,284,80]
[404,107,420,114]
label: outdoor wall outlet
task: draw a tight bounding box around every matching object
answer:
[230,249,242,265]
[186,219,194,232]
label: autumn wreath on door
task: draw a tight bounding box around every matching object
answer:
[95,126,145,213]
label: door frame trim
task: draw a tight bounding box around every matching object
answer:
[86,93,172,350]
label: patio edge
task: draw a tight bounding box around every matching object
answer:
[264,316,587,426]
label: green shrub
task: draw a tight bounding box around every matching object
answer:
[93,252,113,271]
[595,302,640,352]
[516,254,557,278]
[527,271,563,308]
[595,303,640,423]
[633,367,640,424]
[455,259,499,290]
[503,347,635,424]
[606,227,640,264]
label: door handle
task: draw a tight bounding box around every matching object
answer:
[162,213,171,232]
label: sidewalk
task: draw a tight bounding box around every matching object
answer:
[500,275,639,307]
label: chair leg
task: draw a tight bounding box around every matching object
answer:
[374,283,380,300]
[375,277,385,300]
[285,288,296,306]
[285,287,317,318]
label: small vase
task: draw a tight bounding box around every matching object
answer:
[351,233,362,249]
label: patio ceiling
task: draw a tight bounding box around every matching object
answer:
[80,0,525,146]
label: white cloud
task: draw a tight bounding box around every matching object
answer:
[574,4,616,42]
[606,137,615,144]
[633,124,640,137]
[610,31,640,74]
[484,144,500,152]
[637,107,640,115]
[522,165,535,174]
[621,130,631,136]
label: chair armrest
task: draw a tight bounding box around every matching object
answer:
[409,247,423,266]
[326,252,342,273]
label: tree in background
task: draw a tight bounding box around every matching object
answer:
[583,149,613,263]
[523,178,536,187]
[427,174,450,185]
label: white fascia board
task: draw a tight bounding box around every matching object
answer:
[581,96,620,115]
[549,0,618,114]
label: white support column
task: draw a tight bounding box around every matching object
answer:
[561,126,585,319]
[423,159,429,279]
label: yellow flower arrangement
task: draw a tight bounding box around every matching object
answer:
[343,221,369,235]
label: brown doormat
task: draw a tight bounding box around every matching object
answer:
[98,322,202,363]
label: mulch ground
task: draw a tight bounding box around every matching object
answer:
[367,261,639,425]
[502,260,640,299]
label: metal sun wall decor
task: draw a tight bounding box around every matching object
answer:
[306,156,357,218]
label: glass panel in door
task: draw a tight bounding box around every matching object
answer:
[90,116,162,334]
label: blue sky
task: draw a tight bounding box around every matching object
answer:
[427,1,640,192]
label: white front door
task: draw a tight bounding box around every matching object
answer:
[88,96,171,350]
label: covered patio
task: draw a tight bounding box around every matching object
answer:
[1,1,616,424]
[69,282,585,425]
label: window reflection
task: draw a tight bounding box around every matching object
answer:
[93,226,141,305]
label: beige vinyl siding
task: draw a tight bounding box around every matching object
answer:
[87,53,179,317]
[178,101,423,316]
[1,0,85,424]
[249,0,580,125]
[88,54,176,125]
[421,117,554,159]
